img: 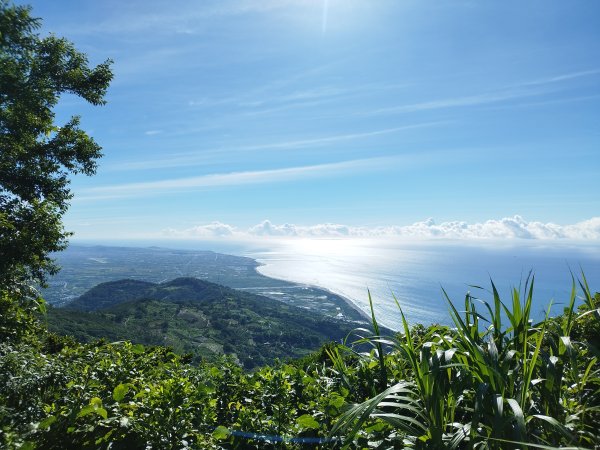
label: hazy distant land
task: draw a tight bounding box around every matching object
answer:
[44,244,368,324]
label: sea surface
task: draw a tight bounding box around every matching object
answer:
[245,239,600,329]
[75,238,600,330]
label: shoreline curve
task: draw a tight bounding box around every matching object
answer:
[253,260,372,323]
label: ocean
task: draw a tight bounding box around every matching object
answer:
[76,237,600,330]
[243,238,599,329]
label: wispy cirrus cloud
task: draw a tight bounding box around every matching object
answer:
[63,0,301,36]
[235,123,441,150]
[188,85,349,109]
[79,154,423,201]
[480,93,600,112]
[516,68,600,87]
[186,80,412,120]
[78,148,473,201]
[109,122,443,171]
[360,69,600,117]
[361,88,548,117]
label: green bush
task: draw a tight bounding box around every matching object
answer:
[1,276,598,449]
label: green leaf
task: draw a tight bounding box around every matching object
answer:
[506,398,526,439]
[113,383,130,402]
[131,343,145,354]
[212,426,230,440]
[77,405,97,418]
[297,414,320,430]
[77,397,108,420]
[38,415,56,430]
[329,394,345,409]
[36,296,47,314]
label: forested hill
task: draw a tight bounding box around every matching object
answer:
[47,277,365,369]
[66,279,157,311]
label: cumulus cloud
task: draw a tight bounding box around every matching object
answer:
[248,220,351,237]
[368,216,600,240]
[163,221,238,238]
[248,220,297,236]
[163,216,600,241]
[563,217,600,240]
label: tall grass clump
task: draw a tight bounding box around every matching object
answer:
[331,274,600,449]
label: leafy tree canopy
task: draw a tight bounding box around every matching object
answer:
[0,0,112,289]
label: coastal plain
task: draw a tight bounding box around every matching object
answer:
[44,244,367,323]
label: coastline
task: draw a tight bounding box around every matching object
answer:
[50,243,600,332]
[46,244,373,326]
[252,260,372,324]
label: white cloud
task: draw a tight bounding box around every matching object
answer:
[248,220,352,237]
[164,221,239,238]
[83,160,361,197]
[563,217,600,240]
[360,69,600,117]
[361,87,550,117]
[109,122,442,171]
[367,216,600,240]
[78,152,453,200]
[164,216,600,241]
[235,123,442,150]
[517,69,600,87]
[249,220,296,236]
[66,0,298,36]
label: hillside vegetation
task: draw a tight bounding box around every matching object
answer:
[2,274,599,449]
[45,277,363,369]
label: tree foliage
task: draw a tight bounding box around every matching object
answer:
[1,279,599,449]
[45,277,359,369]
[0,0,112,288]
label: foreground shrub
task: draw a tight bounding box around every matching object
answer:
[1,275,598,449]
[331,274,600,449]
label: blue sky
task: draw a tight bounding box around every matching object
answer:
[24,0,600,240]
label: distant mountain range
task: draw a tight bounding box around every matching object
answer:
[46,277,365,369]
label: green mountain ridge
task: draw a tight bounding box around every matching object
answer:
[66,279,157,311]
[47,277,362,369]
